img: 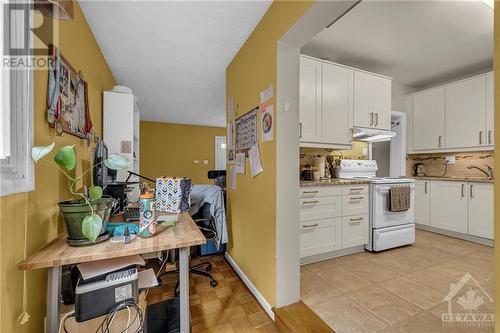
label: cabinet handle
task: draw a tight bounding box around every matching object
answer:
[303,223,319,228]
[470,184,474,198]
[350,188,364,191]
[424,182,428,194]
[488,130,493,145]
[374,113,379,127]
[349,217,363,223]
[350,197,364,200]
[479,131,483,145]
[302,200,319,204]
[370,113,374,126]
[438,136,443,147]
[299,123,302,138]
[461,184,465,198]
[303,190,319,194]
[349,128,353,142]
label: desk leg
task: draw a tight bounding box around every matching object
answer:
[179,246,190,333]
[46,266,61,333]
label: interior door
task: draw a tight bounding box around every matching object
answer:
[468,183,493,239]
[321,63,353,145]
[430,181,467,233]
[445,76,486,149]
[215,136,226,170]
[412,87,445,150]
[299,56,322,143]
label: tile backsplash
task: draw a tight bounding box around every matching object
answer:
[406,151,494,179]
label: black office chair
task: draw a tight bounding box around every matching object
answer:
[159,203,219,296]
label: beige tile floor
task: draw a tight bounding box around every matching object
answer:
[301,229,494,333]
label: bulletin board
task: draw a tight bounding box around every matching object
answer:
[235,107,258,153]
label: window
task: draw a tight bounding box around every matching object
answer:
[0,0,34,197]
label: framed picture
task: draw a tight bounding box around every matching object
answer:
[47,46,91,138]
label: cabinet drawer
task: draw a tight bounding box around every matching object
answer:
[342,185,368,195]
[300,196,342,221]
[300,186,341,198]
[300,218,342,258]
[342,214,369,248]
[342,194,369,216]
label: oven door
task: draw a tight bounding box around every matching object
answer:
[371,183,415,229]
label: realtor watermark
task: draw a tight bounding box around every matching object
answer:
[2,1,58,70]
[441,272,494,328]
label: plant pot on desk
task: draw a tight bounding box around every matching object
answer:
[59,197,115,246]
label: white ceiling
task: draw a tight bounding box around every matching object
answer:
[301,0,493,89]
[80,0,272,127]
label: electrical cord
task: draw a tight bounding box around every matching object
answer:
[61,311,76,333]
[95,300,144,333]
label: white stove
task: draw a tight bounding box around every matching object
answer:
[337,160,415,252]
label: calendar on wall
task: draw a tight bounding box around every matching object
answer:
[235,108,258,153]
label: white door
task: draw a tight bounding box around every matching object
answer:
[321,63,353,145]
[486,72,494,146]
[353,71,391,130]
[414,180,430,226]
[299,56,322,143]
[468,182,493,239]
[430,181,468,233]
[215,136,226,170]
[445,76,486,148]
[412,87,445,150]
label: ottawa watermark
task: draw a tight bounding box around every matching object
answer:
[441,272,494,329]
[2,1,59,70]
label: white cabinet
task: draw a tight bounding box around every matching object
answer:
[412,87,445,150]
[445,76,486,148]
[430,181,468,233]
[414,180,430,226]
[342,214,369,248]
[468,183,493,239]
[300,218,342,257]
[321,62,353,146]
[353,71,392,130]
[486,72,494,146]
[299,56,322,143]
[341,193,369,216]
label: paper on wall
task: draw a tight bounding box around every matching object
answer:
[248,144,263,177]
[261,105,273,142]
[260,85,273,104]
[229,166,237,190]
[235,152,245,174]
[226,122,234,147]
[228,96,235,120]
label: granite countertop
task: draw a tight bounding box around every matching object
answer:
[407,176,493,183]
[300,178,371,187]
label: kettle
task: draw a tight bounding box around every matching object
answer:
[413,163,425,177]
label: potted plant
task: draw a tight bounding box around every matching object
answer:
[31,143,130,246]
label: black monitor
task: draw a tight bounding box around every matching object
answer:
[93,140,109,189]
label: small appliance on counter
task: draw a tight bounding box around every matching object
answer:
[413,162,425,177]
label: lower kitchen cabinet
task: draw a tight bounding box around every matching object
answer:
[414,180,430,226]
[430,181,468,234]
[300,218,342,257]
[341,214,369,248]
[468,183,493,239]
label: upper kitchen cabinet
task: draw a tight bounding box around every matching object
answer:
[299,56,322,143]
[321,62,354,146]
[445,76,486,149]
[353,71,392,130]
[486,72,494,146]
[411,87,445,150]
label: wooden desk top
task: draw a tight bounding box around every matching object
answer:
[18,213,206,271]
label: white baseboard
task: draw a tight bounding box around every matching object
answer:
[224,252,275,321]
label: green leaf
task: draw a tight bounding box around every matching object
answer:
[81,214,102,242]
[104,154,131,170]
[88,186,103,200]
[54,145,76,170]
[31,142,55,162]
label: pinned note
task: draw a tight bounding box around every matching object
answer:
[235,152,246,174]
[229,166,237,190]
[260,85,273,104]
[249,144,263,177]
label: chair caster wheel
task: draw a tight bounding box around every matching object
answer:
[210,280,218,288]
[206,264,213,272]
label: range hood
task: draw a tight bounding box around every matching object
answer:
[352,127,396,142]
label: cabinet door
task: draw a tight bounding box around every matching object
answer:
[486,72,494,146]
[300,218,342,258]
[445,76,486,148]
[430,181,468,233]
[353,71,391,130]
[468,183,493,239]
[342,215,368,248]
[414,180,430,226]
[300,56,322,142]
[353,71,373,128]
[412,88,445,150]
[321,63,353,145]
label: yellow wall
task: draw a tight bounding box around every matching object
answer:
[226,1,313,306]
[494,4,499,331]
[140,121,225,184]
[0,3,115,332]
